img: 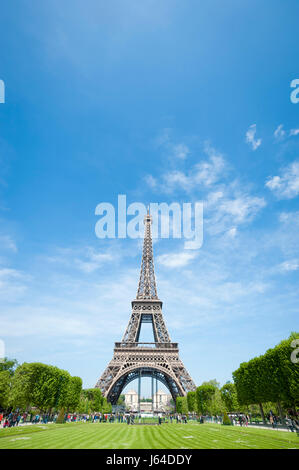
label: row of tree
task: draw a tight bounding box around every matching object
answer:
[76,388,112,414]
[0,359,111,414]
[232,332,299,421]
[176,333,299,419]
[176,380,239,416]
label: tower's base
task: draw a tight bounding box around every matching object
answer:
[95,342,196,404]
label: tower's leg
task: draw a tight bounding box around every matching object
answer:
[138,370,141,415]
[151,376,154,414]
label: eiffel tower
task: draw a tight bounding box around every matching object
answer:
[95,209,196,405]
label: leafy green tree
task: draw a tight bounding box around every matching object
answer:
[0,358,18,376]
[82,388,103,412]
[0,371,11,410]
[9,362,81,413]
[233,333,299,423]
[181,396,188,414]
[187,391,196,413]
[77,395,90,414]
[222,411,232,425]
[196,384,217,414]
[220,383,239,412]
[201,379,220,389]
[209,388,226,415]
[176,397,183,413]
[102,397,112,413]
[65,376,82,412]
[9,362,40,410]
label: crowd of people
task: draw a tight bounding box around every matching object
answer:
[227,410,299,432]
[0,411,201,427]
[0,411,56,428]
[0,410,298,431]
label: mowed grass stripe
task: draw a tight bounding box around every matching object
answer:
[212,425,297,449]
[200,425,296,449]
[0,423,298,449]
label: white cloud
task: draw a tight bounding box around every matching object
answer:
[279,211,299,224]
[272,124,299,140]
[265,175,281,191]
[193,155,225,186]
[277,259,299,273]
[206,191,224,206]
[154,146,226,194]
[162,170,191,192]
[154,128,190,161]
[246,124,262,150]
[227,227,237,238]
[146,139,265,237]
[75,248,115,273]
[205,188,266,237]
[265,161,299,199]
[0,267,29,300]
[0,270,138,339]
[144,174,157,189]
[0,235,17,253]
[274,124,285,141]
[173,143,190,160]
[218,195,266,224]
[157,251,198,268]
[45,245,119,273]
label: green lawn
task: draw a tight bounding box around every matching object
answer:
[0,422,298,449]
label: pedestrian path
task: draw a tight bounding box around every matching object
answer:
[245,424,289,432]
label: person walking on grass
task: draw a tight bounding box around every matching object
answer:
[285,416,295,432]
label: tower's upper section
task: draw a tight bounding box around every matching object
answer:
[136,208,159,300]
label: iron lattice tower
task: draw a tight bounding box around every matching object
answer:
[95,209,196,404]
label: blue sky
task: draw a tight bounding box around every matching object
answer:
[0,1,299,395]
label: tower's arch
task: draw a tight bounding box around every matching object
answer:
[106,365,184,405]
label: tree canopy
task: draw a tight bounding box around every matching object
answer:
[233,333,299,409]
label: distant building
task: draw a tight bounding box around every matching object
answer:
[124,390,139,411]
[124,389,172,412]
[153,390,172,411]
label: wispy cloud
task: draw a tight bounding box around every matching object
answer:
[146,139,265,237]
[265,160,299,199]
[0,267,30,301]
[172,143,190,160]
[149,143,226,194]
[277,259,299,273]
[217,195,266,224]
[154,128,190,161]
[246,124,262,150]
[0,235,17,253]
[45,245,119,273]
[144,174,157,189]
[273,124,299,140]
[157,250,198,268]
[205,191,266,236]
[0,269,138,339]
[274,124,286,141]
